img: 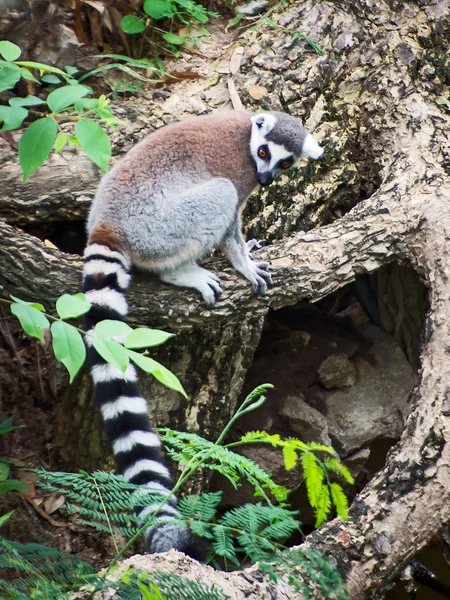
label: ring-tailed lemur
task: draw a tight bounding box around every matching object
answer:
[82,111,323,554]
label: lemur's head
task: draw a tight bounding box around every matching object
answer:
[250,112,323,186]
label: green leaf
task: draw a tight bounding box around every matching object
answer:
[75,119,111,172]
[162,33,186,45]
[9,295,45,311]
[192,11,209,23]
[0,510,14,526]
[41,73,62,84]
[0,417,22,435]
[323,457,355,484]
[10,302,50,342]
[0,480,29,494]
[93,338,129,372]
[19,117,57,182]
[95,320,133,339]
[74,98,99,113]
[0,462,10,482]
[54,133,68,153]
[0,105,27,132]
[0,41,21,61]
[15,61,69,77]
[47,83,90,112]
[121,15,146,34]
[9,95,46,107]
[127,350,187,398]
[56,293,91,320]
[64,65,78,75]
[0,62,21,93]
[143,0,174,19]
[19,67,39,82]
[125,328,174,349]
[51,321,86,383]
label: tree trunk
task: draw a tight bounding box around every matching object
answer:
[2,0,450,597]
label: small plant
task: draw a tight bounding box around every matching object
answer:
[120,0,218,51]
[32,386,353,570]
[0,40,118,181]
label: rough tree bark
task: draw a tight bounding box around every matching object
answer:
[1,0,450,598]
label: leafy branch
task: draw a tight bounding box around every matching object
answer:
[0,40,117,181]
[0,286,186,396]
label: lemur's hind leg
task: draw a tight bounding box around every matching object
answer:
[160,263,222,306]
[125,178,238,304]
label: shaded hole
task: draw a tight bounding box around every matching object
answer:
[212,262,428,531]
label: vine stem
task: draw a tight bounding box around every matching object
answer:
[0,295,93,339]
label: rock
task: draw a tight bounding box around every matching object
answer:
[202,83,230,106]
[343,447,371,479]
[279,393,331,446]
[319,324,416,456]
[318,353,357,389]
[236,0,269,16]
[161,93,207,116]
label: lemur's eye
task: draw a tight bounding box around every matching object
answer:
[280,160,292,169]
[258,146,268,159]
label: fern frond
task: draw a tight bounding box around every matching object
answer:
[0,536,93,599]
[301,451,324,508]
[220,504,267,534]
[160,429,290,503]
[303,442,336,455]
[178,492,222,521]
[330,483,349,521]
[314,485,332,527]
[261,518,301,540]
[35,469,176,539]
[212,525,239,566]
[242,384,274,406]
[323,457,355,484]
[239,431,284,446]
[190,519,215,540]
[215,504,301,563]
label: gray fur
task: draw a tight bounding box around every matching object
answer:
[88,110,322,304]
[266,111,307,156]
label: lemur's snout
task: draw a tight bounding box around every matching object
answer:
[257,172,274,186]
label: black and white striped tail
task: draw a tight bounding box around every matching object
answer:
[82,243,192,553]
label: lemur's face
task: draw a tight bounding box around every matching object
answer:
[250,113,323,186]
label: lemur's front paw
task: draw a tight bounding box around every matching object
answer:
[247,262,273,296]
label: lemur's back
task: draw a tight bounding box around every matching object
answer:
[88,111,257,234]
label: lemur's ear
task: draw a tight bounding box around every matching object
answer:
[253,115,265,129]
[302,133,324,160]
[251,114,275,135]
